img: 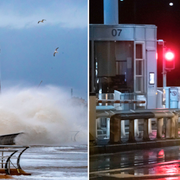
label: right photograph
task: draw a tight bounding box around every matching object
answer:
[89,0,180,179]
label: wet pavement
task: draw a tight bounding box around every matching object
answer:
[90,146,180,179]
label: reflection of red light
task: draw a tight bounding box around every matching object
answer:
[156,52,158,60]
[155,163,179,175]
[158,150,164,156]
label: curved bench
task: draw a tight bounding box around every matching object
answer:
[0,145,30,176]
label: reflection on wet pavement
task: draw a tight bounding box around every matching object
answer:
[90,146,180,179]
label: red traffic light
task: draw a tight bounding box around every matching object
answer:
[164,50,175,71]
[165,51,174,61]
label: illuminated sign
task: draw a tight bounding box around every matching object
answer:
[149,72,155,85]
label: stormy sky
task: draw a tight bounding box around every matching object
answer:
[0,0,87,99]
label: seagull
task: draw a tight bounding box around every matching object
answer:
[53,47,59,56]
[38,19,46,24]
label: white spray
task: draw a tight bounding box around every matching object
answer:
[0,85,87,145]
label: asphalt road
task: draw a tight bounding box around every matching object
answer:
[90,145,180,179]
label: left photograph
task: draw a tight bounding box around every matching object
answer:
[0,0,87,179]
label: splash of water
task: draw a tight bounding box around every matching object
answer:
[0,85,87,145]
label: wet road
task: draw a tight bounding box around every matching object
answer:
[90,146,180,179]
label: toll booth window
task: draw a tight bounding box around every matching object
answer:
[136,77,142,92]
[136,44,143,59]
[136,61,142,75]
[93,41,134,93]
[135,43,144,93]
[116,61,126,75]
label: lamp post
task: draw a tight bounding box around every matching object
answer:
[157,39,176,108]
[157,39,168,107]
[157,39,166,88]
[157,39,169,108]
[157,39,175,89]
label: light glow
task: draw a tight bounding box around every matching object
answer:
[165,51,174,61]
[169,2,173,6]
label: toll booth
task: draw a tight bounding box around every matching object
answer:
[89,0,158,143]
[90,24,157,109]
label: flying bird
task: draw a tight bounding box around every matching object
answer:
[38,19,46,24]
[53,47,59,57]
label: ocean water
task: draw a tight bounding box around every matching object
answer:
[0,85,88,179]
[13,145,88,180]
[0,85,87,145]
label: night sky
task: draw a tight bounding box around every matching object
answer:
[89,0,180,87]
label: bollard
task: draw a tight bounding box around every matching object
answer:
[89,94,97,142]
[121,120,126,138]
[143,119,151,141]
[157,118,163,139]
[165,117,171,138]
[170,114,178,138]
[110,116,121,143]
[129,119,135,142]
[134,119,139,137]
[174,114,179,138]
[148,119,152,134]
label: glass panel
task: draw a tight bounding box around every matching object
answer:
[94,41,116,76]
[100,118,107,128]
[116,61,127,75]
[136,77,142,92]
[136,61,142,75]
[93,41,134,93]
[136,44,142,59]
[116,61,119,75]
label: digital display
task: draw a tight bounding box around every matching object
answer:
[149,72,155,85]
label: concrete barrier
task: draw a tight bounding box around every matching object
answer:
[90,109,180,155]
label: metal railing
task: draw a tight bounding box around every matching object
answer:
[96,92,147,110]
[0,145,30,175]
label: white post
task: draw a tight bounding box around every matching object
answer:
[162,42,167,88]
[114,90,126,137]
[106,118,110,138]
[165,87,170,108]
[104,0,119,25]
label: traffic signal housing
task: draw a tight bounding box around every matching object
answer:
[164,49,175,71]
